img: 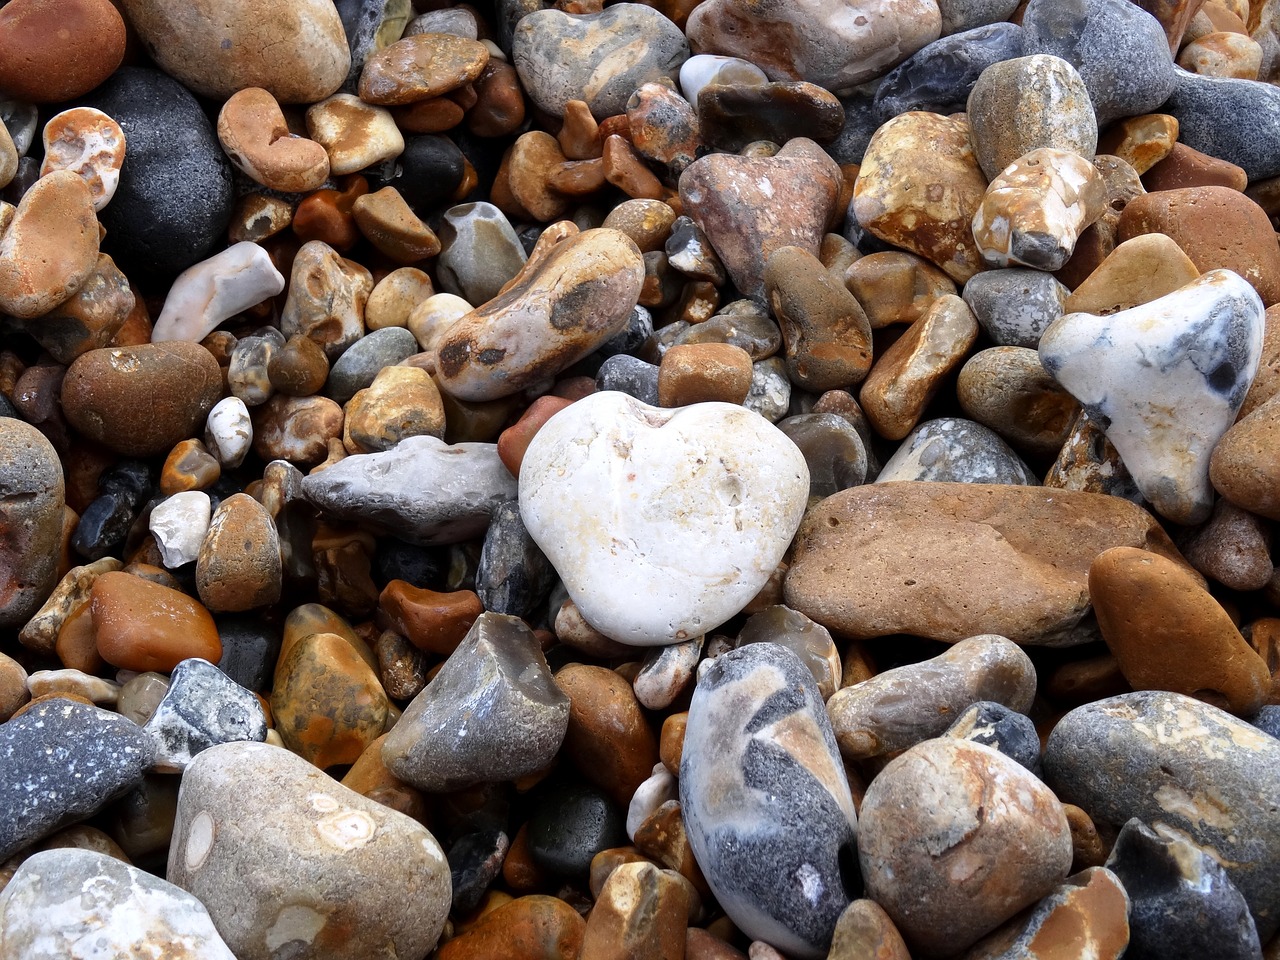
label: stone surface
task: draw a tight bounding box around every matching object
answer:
[0,848,236,959]
[280,240,373,360]
[1163,69,1280,182]
[943,700,1043,773]
[520,392,808,646]
[0,698,153,861]
[682,643,858,958]
[859,738,1073,959]
[581,860,690,960]
[1064,233,1200,317]
[0,169,98,319]
[91,571,222,673]
[556,663,659,809]
[1039,269,1264,525]
[962,267,1068,348]
[827,634,1037,761]
[436,201,527,306]
[876,418,1038,485]
[0,0,126,102]
[0,417,63,630]
[1044,690,1280,941]
[1211,394,1280,520]
[144,658,267,772]
[785,483,1190,645]
[168,741,450,960]
[40,107,126,212]
[152,242,285,344]
[956,346,1079,458]
[382,612,569,791]
[148,491,212,568]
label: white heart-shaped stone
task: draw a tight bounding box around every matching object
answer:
[519,391,810,646]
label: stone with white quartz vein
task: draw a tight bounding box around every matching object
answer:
[519,391,808,646]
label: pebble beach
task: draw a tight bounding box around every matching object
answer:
[1,0,1280,957]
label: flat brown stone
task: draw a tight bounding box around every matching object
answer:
[784,483,1192,645]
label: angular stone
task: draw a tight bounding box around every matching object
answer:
[943,700,1043,773]
[435,228,643,401]
[859,738,1072,959]
[1044,690,1280,940]
[520,391,809,646]
[0,848,236,959]
[735,605,841,700]
[302,435,516,545]
[344,364,445,453]
[0,417,63,631]
[279,240,373,360]
[0,699,153,861]
[513,4,688,120]
[785,483,1190,645]
[581,860,690,960]
[168,741,450,960]
[149,490,212,568]
[143,658,267,772]
[634,637,703,710]
[1039,270,1264,524]
[382,612,569,791]
[853,112,988,284]
[827,634,1037,761]
[152,242,285,344]
[475,499,555,618]
[682,643,858,959]
[680,138,841,300]
[1043,410,1142,503]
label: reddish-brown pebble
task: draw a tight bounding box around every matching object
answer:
[1141,141,1248,191]
[498,395,574,476]
[0,651,29,722]
[658,343,754,406]
[160,439,221,495]
[196,493,282,612]
[0,0,125,102]
[687,927,748,960]
[435,895,586,960]
[659,712,686,776]
[91,571,221,673]
[55,599,103,674]
[378,580,483,656]
[504,822,550,894]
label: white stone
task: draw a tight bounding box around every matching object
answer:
[205,396,253,468]
[1039,269,1264,525]
[40,107,125,211]
[149,491,213,569]
[627,762,678,841]
[408,292,473,355]
[27,667,121,705]
[519,391,809,646]
[679,54,769,103]
[0,848,237,960]
[152,241,286,343]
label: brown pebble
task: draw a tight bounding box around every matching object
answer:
[0,0,126,103]
[217,87,330,193]
[827,899,911,960]
[844,251,957,329]
[1089,545,1271,715]
[292,175,369,251]
[0,651,29,722]
[1141,140,1248,191]
[1095,113,1179,175]
[468,60,526,138]
[503,822,550,894]
[1063,233,1200,316]
[633,799,710,899]
[658,342,753,407]
[1181,498,1274,591]
[1241,303,1280,418]
[589,847,650,899]
[160,439,221,495]
[54,599,102,675]
[352,186,442,263]
[1063,803,1110,872]
[91,571,221,673]
[1211,394,1280,520]
[658,713,686,777]
[436,895,586,960]
[497,395,574,477]
[196,493,282,612]
[687,927,748,960]
[580,861,690,960]
[359,33,489,106]
[0,170,99,320]
[13,253,134,364]
[267,334,330,397]
[251,394,344,466]
[379,580,483,656]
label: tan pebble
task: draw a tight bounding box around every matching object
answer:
[1062,803,1110,871]
[602,198,677,252]
[196,493,281,612]
[160,438,221,495]
[0,169,99,319]
[91,571,221,673]
[956,346,1080,458]
[358,33,490,105]
[1210,393,1280,519]
[341,732,429,824]
[554,597,635,659]
[686,927,747,960]
[217,87,329,193]
[228,193,294,244]
[505,130,573,223]
[827,899,910,960]
[1178,29,1263,78]
[266,335,330,397]
[27,667,118,705]
[407,292,472,354]
[0,122,15,191]
[117,671,170,726]
[251,394,345,466]
[859,294,979,441]
[633,799,709,899]
[1090,545,1271,715]
[0,651,30,722]
[844,250,957,329]
[344,365,445,453]
[306,93,405,176]
[352,187,441,263]
[279,240,373,359]
[18,557,121,657]
[1241,303,1280,418]
[366,267,433,330]
[40,108,126,212]
[581,860,689,960]
[1095,113,1179,175]
[278,602,377,673]
[1064,233,1200,315]
[658,342,753,406]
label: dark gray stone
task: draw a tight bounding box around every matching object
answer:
[1105,818,1262,960]
[448,830,510,915]
[826,84,881,166]
[143,658,268,771]
[215,615,282,693]
[777,413,868,500]
[963,267,1068,348]
[1251,705,1280,740]
[1021,0,1175,126]
[944,700,1042,774]
[0,418,63,629]
[681,642,859,958]
[476,500,555,618]
[79,68,234,278]
[1045,691,1280,941]
[1162,71,1280,183]
[874,22,1025,123]
[528,782,626,880]
[596,354,660,405]
[876,418,1038,485]
[938,0,1021,34]
[325,326,419,405]
[598,305,654,359]
[0,700,154,860]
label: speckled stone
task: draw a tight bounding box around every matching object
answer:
[827,634,1037,761]
[944,700,1043,774]
[168,741,450,960]
[1163,69,1280,182]
[520,392,809,646]
[303,435,516,544]
[962,268,1068,348]
[381,612,569,791]
[682,643,858,959]
[859,738,1072,959]
[0,417,64,630]
[876,418,1038,485]
[1039,269,1264,525]
[1045,690,1280,941]
[143,658,267,772]
[0,698,153,861]
[0,848,237,959]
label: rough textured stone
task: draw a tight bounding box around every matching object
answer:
[0,417,63,630]
[144,658,268,772]
[1163,69,1280,182]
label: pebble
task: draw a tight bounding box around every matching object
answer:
[196,493,282,611]
[1044,691,1280,940]
[436,895,585,960]
[876,417,1037,484]
[204,397,253,468]
[1181,498,1274,592]
[1064,233,1200,317]
[280,240,374,359]
[359,32,489,105]
[475,499,555,617]
[785,482,1187,644]
[0,0,125,103]
[437,201,528,305]
[1104,818,1260,960]
[382,612,569,791]
[168,741,450,960]
[0,417,63,630]
[1039,269,1264,525]
[520,391,808,646]
[528,781,627,880]
[0,168,98,319]
[957,346,1079,457]
[92,571,222,673]
[943,700,1043,774]
[148,491,212,568]
[27,667,120,705]
[681,643,858,958]
[1163,69,1280,182]
[0,698,154,860]
[1211,393,1280,520]
[152,242,285,344]
[0,848,237,959]
[143,657,267,771]
[306,93,404,176]
[40,107,126,213]
[582,859,690,960]
[827,634,1037,760]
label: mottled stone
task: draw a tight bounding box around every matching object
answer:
[17,557,120,657]
[853,112,988,284]
[306,93,405,176]
[1043,410,1143,503]
[859,738,1072,958]
[514,4,688,120]
[1064,233,1200,317]
[144,658,267,772]
[1039,270,1264,524]
[382,613,569,791]
[0,169,98,319]
[40,107,126,212]
[1045,690,1280,940]
[845,251,958,330]
[776,413,868,500]
[785,483,1189,645]
[475,500,555,618]
[697,80,844,153]
[682,643,858,958]
[827,634,1036,761]
[0,418,63,630]
[344,364,445,453]
[435,228,643,401]
[520,391,808,646]
[302,435,516,545]
[944,700,1043,773]
[196,493,282,612]
[876,418,1038,485]
[252,395,344,466]
[0,699,153,861]
[437,202,527,306]
[679,138,841,300]
[121,0,350,102]
[1163,69,1280,182]
[956,346,1079,458]
[168,741,450,960]
[279,240,373,360]
[0,849,236,959]
[685,0,941,90]
[10,252,134,364]
[1182,499,1274,592]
